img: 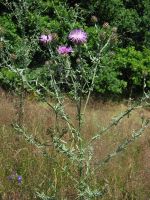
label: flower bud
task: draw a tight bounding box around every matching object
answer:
[45,60,53,65]
[45,60,50,65]
[91,16,98,23]
[112,27,118,33]
[51,33,59,41]
[76,58,81,63]
[102,22,110,29]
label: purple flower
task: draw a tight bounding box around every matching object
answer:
[39,34,52,44]
[68,29,87,44]
[57,45,73,55]
[17,175,22,184]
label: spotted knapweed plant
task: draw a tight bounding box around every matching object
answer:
[1,1,150,199]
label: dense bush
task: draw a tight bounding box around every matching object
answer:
[67,0,150,48]
[112,47,150,95]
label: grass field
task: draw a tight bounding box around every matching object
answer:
[0,89,150,199]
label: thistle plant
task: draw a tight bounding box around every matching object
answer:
[1,0,150,199]
[10,29,150,199]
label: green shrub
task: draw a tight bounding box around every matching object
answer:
[111,46,150,94]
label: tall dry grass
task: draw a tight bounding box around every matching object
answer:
[0,89,150,199]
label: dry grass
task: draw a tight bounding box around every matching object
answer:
[0,89,150,199]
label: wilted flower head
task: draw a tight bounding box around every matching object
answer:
[39,34,52,44]
[91,15,98,23]
[68,29,87,44]
[57,45,73,55]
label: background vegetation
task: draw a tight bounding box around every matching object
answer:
[0,0,150,97]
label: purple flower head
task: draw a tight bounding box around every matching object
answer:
[17,175,22,184]
[57,45,73,55]
[68,29,87,44]
[39,34,52,44]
